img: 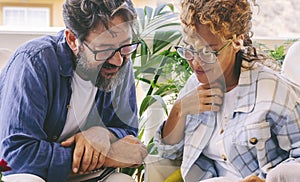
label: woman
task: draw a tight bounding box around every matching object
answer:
[154,0,300,181]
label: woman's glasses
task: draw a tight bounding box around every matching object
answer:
[175,41,231,64]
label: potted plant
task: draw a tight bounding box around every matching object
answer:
[120,3,192,182]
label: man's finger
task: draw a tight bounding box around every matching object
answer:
[60,136,75,147]
[87,152,100,172]
[96,153,106,169]
[80,147,93,173]
[72,143,84,173]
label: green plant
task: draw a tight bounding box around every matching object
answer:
[119,3,192,182]
[133,3,191,116]
[269,45,286,62]
[255,39,297,65]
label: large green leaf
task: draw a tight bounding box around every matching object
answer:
[153,84,178,97]
[136,3,180,38]
[154,3,175,16]
[139,39,150,66]
[153,30,182,54]
[134,54,165,77]
[136,8,145,30]
[135,77,151,85]
[144,6,153,24]
[139,95,168,117]
[141,16,180,37]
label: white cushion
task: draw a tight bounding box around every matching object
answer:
[281,41,300,86]
[2,173,45,182]
[144,155,181,182]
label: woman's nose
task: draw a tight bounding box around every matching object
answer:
[192,55,206,67]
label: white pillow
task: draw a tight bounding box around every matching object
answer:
[2,173,45,182]
[281,41,300,86]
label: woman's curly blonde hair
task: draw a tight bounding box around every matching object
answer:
[181,0,254,41]
[180,0,280,70]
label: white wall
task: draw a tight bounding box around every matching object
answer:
[0,27,62,51]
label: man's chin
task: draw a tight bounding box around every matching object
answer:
[94,71,120,92]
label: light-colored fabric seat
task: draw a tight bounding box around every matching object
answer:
[281,41,300,86]
[0,48,12,72]
[2,173,45,182]
[144,155,181,182]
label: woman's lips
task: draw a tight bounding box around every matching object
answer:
[195,69,206,75]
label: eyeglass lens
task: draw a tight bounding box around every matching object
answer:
[176,47,216,63]
[94,43,139,61]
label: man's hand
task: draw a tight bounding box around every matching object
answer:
[61,126,112,174]
[104,135,148,168]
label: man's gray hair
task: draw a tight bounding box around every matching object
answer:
[63,0,137,41]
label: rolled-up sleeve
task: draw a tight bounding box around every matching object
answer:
[154,121,184,160]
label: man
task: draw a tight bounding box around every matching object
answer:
[0,0,147,181]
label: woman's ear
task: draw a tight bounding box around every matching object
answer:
[65,29,79,54]
[232,35,244,53]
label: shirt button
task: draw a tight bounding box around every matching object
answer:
[67,105,71,109]
[221,154,227,161]
[249,137,258,145]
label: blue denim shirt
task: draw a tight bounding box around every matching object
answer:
[0,30,138,181]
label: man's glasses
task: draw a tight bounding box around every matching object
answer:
[174,41,231,64]
[83,41,140,62]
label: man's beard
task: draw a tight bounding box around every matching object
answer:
[75,51,128,92]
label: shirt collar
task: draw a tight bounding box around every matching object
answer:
[232,62,262,115]
[56,30,75,77]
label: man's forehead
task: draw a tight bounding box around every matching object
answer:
[88,21,132,44]
[93,20,131,33]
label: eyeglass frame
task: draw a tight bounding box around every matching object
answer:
[82,41,140,62]
[174,40,232,64]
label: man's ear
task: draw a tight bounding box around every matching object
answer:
[65,29,79,54]
[232,35,244,53]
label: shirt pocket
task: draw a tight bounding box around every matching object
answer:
[232,122,271,150]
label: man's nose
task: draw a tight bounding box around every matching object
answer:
[107,51,123,67]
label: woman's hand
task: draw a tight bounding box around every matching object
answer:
[162,83,223,144]
[180,83,224,116]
